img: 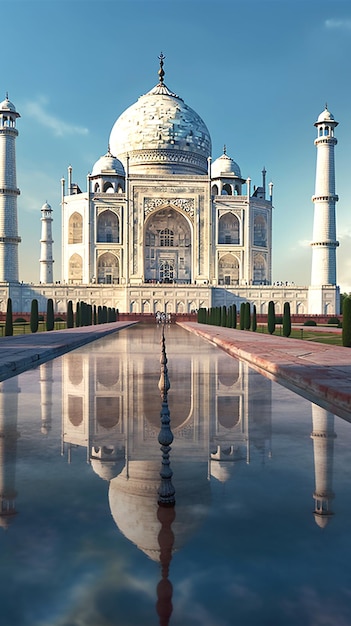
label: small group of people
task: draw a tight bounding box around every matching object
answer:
[155,311,172,324]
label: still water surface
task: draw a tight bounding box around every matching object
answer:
[1,325,351,626]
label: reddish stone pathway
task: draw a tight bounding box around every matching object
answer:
[178,322,351,422]
[0,321,136,382]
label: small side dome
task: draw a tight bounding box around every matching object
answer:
[92,150,125,177]
[212,149,241,178]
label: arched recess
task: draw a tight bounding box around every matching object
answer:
[68,395,83,427]
[217,396,240,428]
[212,184,219,196]
[97,252,119,284]
[176,301,185,313]
[68,212,83,244]
[94,182,100,193]
[296,302,305,314]
[96,357,119,387]
[97,210,119,243]
[253,214,267,247]
[69,253,83,283]
[218,253,240,286]
[222,183,232,195]
[218,355,240,387]
[218,213,240,244]
[68,354,83,385]
[253,254,267,284]
[144,206,192,283]
[103,181,114,193]
[96,397,119,428]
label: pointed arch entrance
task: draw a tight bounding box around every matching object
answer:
[144,207,192,283]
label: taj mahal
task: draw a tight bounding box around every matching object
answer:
[0,56,340,315]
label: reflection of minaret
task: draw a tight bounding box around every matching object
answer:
[40,361,53,435]
[0,377,20,529]
[311,405,336,527]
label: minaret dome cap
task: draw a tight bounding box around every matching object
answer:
[315,105,338,126]
[41,201,52,211]
[0,95,18,114]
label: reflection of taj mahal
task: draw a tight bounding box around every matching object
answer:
[0,56,340,314]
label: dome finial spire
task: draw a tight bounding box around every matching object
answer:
[158,52,165,85]
[223,144,227,155]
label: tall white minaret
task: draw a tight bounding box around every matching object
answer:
[0,95,21,282]
[311,105,339,287]
[39,201,54,283]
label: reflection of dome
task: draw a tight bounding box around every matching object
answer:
[0,510,17,529]
[314,513,333,528]
[108,460,211,561]
[210,461,232,483]
[212,150,241,178]
[109,79,211,175]
[91,151,125,176]
[91,458,124,481]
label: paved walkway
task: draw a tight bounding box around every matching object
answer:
[178,322,351,422]
[0,321,136,382]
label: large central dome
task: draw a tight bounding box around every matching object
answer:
[109,60,211,175]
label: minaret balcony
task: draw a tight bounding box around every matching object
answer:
[312,194,338,202]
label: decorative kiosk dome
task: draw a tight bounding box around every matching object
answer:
[211,147,241,178]
[91,149,125,176]
[109,54,211,175]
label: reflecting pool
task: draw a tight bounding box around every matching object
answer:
[1,324,351,626]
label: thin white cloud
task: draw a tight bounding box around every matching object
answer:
[325,18,351,30]
[22,96,89,137]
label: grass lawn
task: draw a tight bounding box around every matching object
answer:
[257,324,343,346]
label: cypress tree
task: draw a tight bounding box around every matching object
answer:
[30,298,39,333]
[88,304,93,325]
[268,300,275,335]
[75,302,80,327]
[221,305,227,327]
[239,302,245,330]
[46,298,54,331]
[252,304,257,332]
[342,296,351,347]
[244,302,251,330]
[283,301,291,337]
[232,303,237,329]
[5,297,13,336]
[67,300,74,328]
[93,305,97,325]
[97,305,102,324]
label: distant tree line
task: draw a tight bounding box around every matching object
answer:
[1,298,119,336]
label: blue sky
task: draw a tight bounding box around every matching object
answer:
[4,0,351,290]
